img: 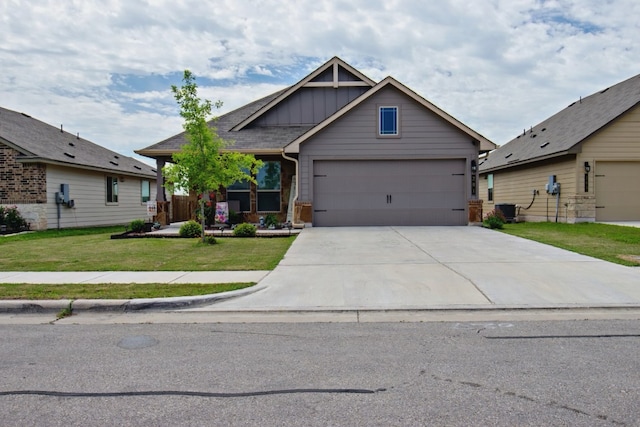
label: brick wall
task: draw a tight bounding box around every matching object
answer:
[0,144,47,203]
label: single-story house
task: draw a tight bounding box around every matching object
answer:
[0,106,157,230]
[137,57,495,226]
[479,73,640,223]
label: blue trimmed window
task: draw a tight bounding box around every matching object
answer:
[379,106,398,135]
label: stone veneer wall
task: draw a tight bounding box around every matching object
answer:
[0,144,47,204]
[468,199,483,224]
[566,195,596,223]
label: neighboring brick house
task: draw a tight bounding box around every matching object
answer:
[479,73,640,223]
[0,107,156,230]
[137,57,495,226]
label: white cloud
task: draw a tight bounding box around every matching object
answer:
[1,0,639,159]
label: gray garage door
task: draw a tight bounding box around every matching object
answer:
[313,159,467,226]
[595,161,640,221]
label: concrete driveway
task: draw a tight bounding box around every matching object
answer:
[204,227,640,310]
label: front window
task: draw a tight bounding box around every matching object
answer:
[487,174,494,202]
[379,106,398,136]
[227,178,251,212]
[107,176,118,203]
[257,161,281,212]
[141,180,150,203]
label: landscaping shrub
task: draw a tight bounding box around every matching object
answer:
[264,213,278,228]
[129,218,146,233]
[484,209,507,229]
[0,205,29,233]
[179,220,203,238]
[202,235,217,245]
[233,222,257,237]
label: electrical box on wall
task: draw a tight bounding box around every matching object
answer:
[545,175,560,195]
[60,184,70,203]
[55,192,64,204]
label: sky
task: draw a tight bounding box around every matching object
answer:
[2,0,639,166]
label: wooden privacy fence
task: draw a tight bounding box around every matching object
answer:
[171,195,195,222]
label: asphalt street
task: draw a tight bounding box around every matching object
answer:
[1,320,638,426]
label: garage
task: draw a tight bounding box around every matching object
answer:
[595,161,640,221]
[313,159,467,226]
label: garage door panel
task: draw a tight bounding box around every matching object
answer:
[313,159,467,226]
[595,161,640,221]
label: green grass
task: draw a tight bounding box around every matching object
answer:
[0,282,254,300]
[499,222,640,266]
[0,226,296,271]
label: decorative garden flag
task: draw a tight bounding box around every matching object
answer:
[215,202,229,223]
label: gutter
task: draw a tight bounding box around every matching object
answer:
[281,149,299,223]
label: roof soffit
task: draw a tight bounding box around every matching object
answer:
[230,57,376,132]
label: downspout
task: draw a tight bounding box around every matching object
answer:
[281,149,299,223]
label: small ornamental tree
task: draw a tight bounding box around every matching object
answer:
[163,70,262,242]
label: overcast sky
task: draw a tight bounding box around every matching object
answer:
[2,0,639,165]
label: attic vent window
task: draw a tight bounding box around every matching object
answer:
[505,153,513,159]
[540,142,550,148]
[64,152,75,158]
[134,165,142,170]
[110,161,119,166]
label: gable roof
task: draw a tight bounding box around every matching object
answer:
[480,73,640,173]
[136,88,313,157]
[231,57,376,131]
[0,106,156,178]
[284,76,496,153]
[137,56,495,158]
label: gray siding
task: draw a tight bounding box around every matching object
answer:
[45,165,157,229]
[253,87,369,126]
[298,86,478,202]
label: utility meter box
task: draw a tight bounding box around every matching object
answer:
[60,184,70,203]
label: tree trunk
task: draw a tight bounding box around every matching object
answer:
[200,195,206,243]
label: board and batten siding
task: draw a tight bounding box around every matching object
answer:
[480,157,576,222]
[297,86,478,202]
[45,165,156,229]
[254,87,369,127]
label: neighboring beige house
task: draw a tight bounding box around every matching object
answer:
[479,73,640,223]
[0,107,157,230]
[137,57,495,226]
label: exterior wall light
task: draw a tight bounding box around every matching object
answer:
[584,162,591,172]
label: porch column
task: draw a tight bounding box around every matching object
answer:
[156,159,166,202]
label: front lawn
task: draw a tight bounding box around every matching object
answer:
[0,226,296,271]
[499,222,640,266]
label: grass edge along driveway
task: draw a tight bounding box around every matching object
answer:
[499,222,640,267]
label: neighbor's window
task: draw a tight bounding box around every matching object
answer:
[227,178,251,212]
[257,161,281,212]
[379,106,398,136]
[141,180,150,203]
[107,176,118,203]
[487,174,494,202]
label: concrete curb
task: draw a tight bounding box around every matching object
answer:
[0,284,267,314]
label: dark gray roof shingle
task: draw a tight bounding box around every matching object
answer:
[138,87,313,154]
[0,107,156,178]
[480,73,640,172]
